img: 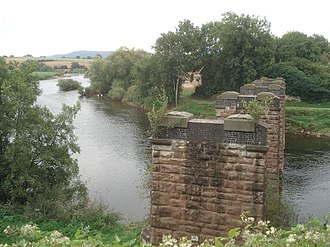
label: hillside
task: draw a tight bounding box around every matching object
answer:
[49,50,112,58]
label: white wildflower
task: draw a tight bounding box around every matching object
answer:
[3,226,14,235]
[20,224,39,236]
[286,234,296,245]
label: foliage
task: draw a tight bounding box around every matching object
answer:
[147,90,168,137]
[242,96,274,121]
[1,213,330,246]
[264,187,298,229]
[196,12,275,97]
[153,19,202,105]
[0,58,86,208]
[0,203,140,246]
[83,13,330,105]
[108,86,125,101]
[267,32,330,102]
[57,79,80,91]
[70,62,87,70]
[266,62,330,102]
[85,47,149,97]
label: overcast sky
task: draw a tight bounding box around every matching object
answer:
[1,0,329,57]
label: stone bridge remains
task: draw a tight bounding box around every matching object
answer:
[147,77,286,244]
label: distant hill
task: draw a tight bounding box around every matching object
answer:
[49,50,113,58]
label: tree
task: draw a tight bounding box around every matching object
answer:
[85,47,149,96]
[197,12,275,96]
[0,58,85,204]
[275,32,327,64]
[153,20,202,105]
[267,32,330,102]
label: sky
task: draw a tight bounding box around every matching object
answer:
[1,0,329,57]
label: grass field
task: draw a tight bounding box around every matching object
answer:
[5,57,92,68]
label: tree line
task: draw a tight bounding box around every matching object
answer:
[84,12,330,105]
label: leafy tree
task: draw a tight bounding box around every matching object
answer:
[0,58,85,205]
[85,47,149,96]
[266,62,330,102]
[275,32,328,64]
[197,12,275,96]
[153,20,202,105]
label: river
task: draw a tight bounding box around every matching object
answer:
[37,75,151,222]
[38,75,330,222]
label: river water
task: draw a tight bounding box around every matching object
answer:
[37,75,151,222]
[38,75,330,222]
[283,134,330,221]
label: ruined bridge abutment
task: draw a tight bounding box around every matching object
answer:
[148,77,286,244]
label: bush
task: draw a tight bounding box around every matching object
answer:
[123,85,142,104]
[108,87,125,101]
[57,79,80,91]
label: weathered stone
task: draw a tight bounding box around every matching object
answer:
[159,111,194,128]
[257,92,276,100]
[241,83,256,90]
[224,114,255,132]
[148,77,285,245]
[219,91,240,100]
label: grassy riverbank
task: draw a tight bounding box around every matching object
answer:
[286,102,330,136]
[0,205,143,245]
[174,88,330,136]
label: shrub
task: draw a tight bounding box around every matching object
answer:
[57,79,80,91]
[147,90,168,137]
[123,85,142,104]
[108,87,126,101]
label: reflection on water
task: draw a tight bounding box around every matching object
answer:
[284,134,330,220]
[37,75,151,222]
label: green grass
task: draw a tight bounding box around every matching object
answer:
[32,71,62,80]
[174,88,216,118]
[286,107,330,134]
[286,101,330,108]
[0,205,144,245]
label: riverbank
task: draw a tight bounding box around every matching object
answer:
[173,88,330,137]
[0,205,144,245]
[285,102,330,137]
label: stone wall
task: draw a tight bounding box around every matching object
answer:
[148,114,269,244]
[147,77,286,245]
[216,77,286,189]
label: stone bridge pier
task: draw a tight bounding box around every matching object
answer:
[147,77,286,245]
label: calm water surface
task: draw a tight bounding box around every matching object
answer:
[38,75,330,222]
[284,134,330,220]
[37,75,151,222]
